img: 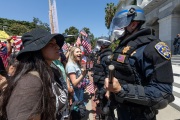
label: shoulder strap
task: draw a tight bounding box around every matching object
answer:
[125,35,156,55]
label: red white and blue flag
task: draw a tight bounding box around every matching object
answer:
[82,38,92,54]
[12,36,22,52]
[80,30,88,37]
[75,36,81,46]
[62,42,69,51]
[82,56,87,64]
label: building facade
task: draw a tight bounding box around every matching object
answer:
[117,0,180,54]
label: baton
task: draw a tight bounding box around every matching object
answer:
[108,65,115,84]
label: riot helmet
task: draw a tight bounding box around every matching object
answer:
[109,5,145,41]
[93,36,111,53]
[97,36,111,47]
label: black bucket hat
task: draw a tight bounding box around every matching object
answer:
[16,28,65,60]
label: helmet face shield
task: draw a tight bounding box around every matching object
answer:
[112,15,133,30]
[92,45,100,53]
[109,5,145,42]
[109,15,132,41]
[97,39,111,47]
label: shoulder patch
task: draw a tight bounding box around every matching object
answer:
[155,42,171,60]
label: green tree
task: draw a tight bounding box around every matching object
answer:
[110,40,120,51]
[31,17,50,31]
[64,26,79,44]
[0,17,50,36]
[9,23,30,35]
[82,27,90,34]
[105,3,117,29]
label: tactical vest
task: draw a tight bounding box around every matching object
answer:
[98,48,112,63]
[93,48,112,85]
[111,35,159,85]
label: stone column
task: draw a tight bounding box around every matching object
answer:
[158,15,173,50]
[158,14,180,53]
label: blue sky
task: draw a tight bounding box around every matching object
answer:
[0,0,119,38]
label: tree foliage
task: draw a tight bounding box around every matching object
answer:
[110,40,120,51]
[105,3,117,29]
[0,17,50,36]
[63,26,97,49]
[64,26,79,44]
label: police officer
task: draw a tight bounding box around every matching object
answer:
[93,36,112,87]
[92,37,115,119]
[105,5,174,120]
[173,34,180,55]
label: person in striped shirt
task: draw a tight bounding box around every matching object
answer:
[0,37,12,68]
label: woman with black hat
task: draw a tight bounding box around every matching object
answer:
[1,28,68,120]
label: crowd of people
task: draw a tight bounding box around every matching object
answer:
[0,5,176,120]
[0,28,90,120]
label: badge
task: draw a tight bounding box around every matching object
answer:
[155,42,171,60]
[122,46,131,54]
[117,54,126,63]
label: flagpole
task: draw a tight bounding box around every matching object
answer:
[48,0,59,34]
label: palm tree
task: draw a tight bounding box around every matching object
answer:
[105,3,117,29]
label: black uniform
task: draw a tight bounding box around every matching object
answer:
[173,36,180,55]
[93,47,112,86]
[93,47,115,119]
[111,28,174,120]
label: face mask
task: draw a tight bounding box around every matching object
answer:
[110,28,125,42]
[92,45,100,53]
[113,28,125,39]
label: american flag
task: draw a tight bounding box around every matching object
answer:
[80,30,88,37]
[62,42,69,51]
[81,56,87,64]
[82,38,92,54]
[12,36,22,52]
[75,36,81,46]
[86,80,95,94]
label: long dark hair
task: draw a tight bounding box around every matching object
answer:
[2,50,56,120]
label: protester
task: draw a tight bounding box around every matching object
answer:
[105,5,174,120]
[7,52,19,76]
[173,33,180,55]
[1,28,68,120]
[52,55,74,119]
[65,46,86,102]
[0,37,12,68]
[0,57,6,76]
